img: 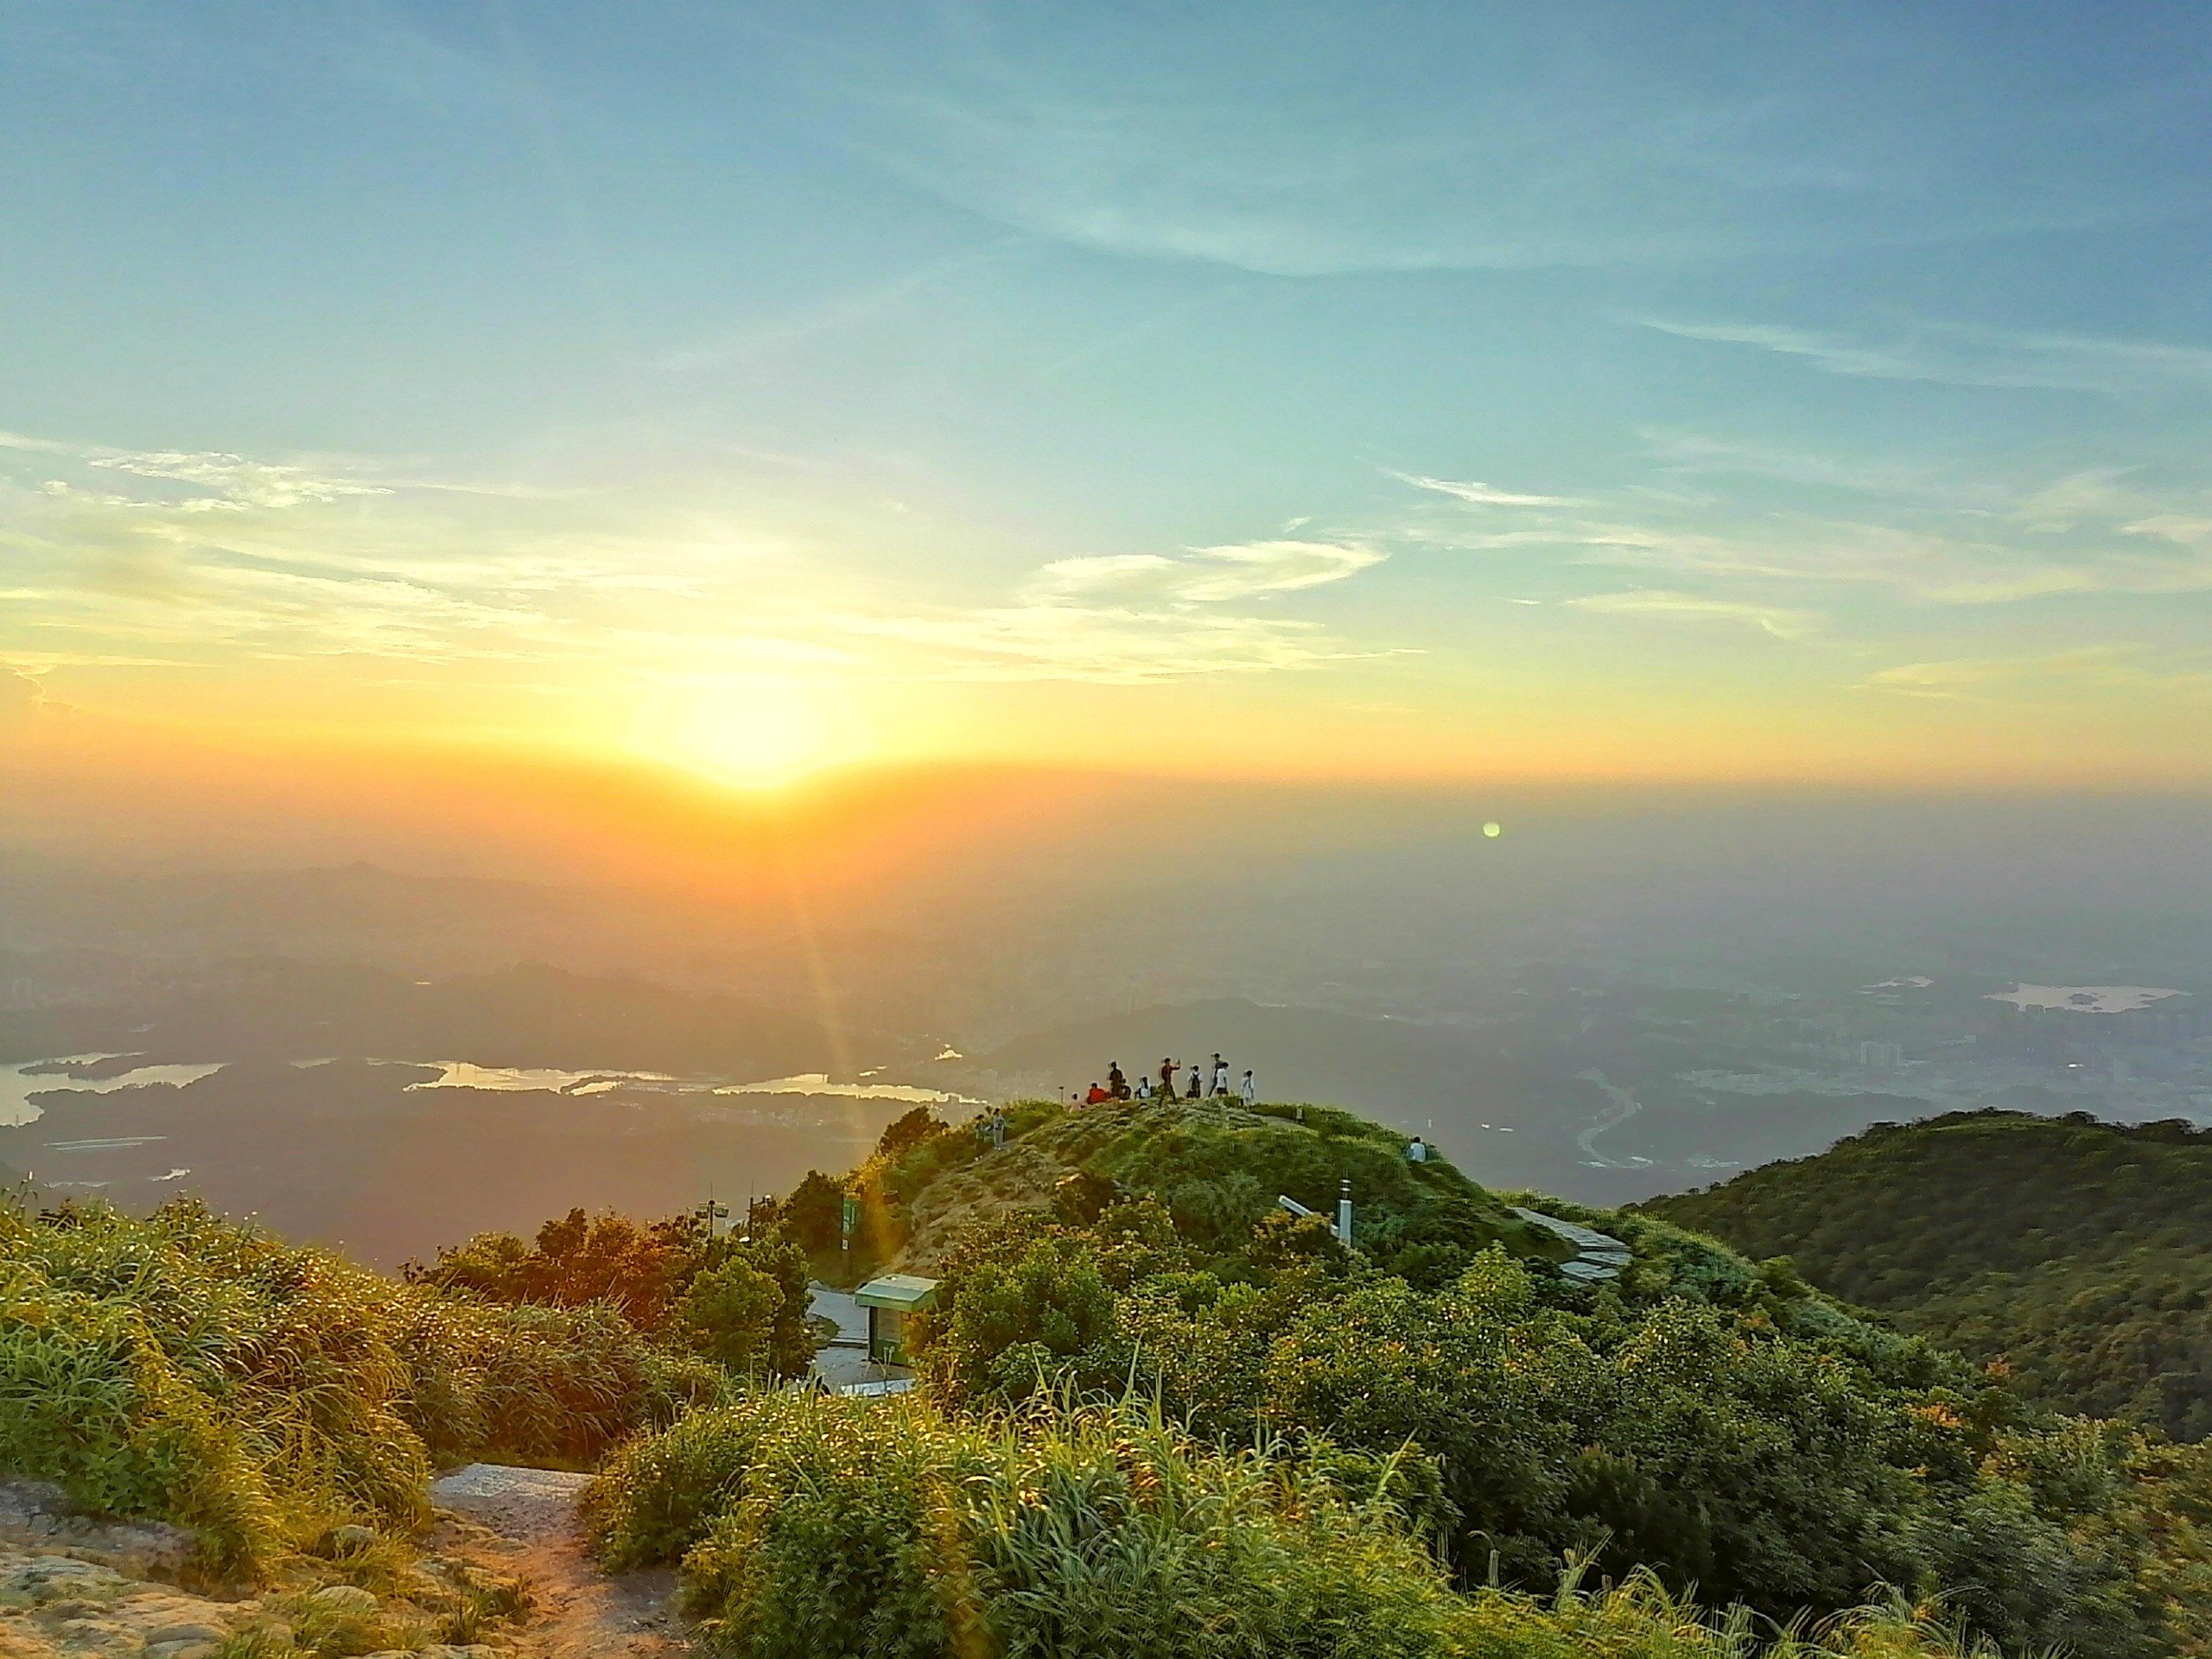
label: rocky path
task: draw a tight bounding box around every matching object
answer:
[429,1467,683,1659]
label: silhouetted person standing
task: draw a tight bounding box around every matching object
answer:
[1211,1053,1229,1096]
[1185,1065,1203,1099]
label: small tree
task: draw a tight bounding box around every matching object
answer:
[875,1106,944,1161]
[919,1235,1118,1402]
[676,1255,783,1375]
[780,1171,845,1254]
[677,1236,817,1379]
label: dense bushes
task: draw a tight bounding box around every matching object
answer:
[901,1179,2212,1656]
[1642,1109,2212,1441]
[410,1205,814,1378]
[585,1390,2018,1659]
[0,1197,721,1576]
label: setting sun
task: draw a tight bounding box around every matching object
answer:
[636,677,866,790]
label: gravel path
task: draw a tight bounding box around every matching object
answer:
[430,1466,683,1659]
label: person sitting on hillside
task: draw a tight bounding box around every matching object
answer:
[1107,1061,1128,1099]
[1135,1073,1152,1099]
[1210,1053,1229,1096]
[1239,1069,1256,1107]
[1406,1135,1429,1162]
[1085,1082,1110,1105]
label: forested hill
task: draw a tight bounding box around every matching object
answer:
[1642,1109,2212,1440]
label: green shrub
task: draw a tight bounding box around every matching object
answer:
[588,1390,1463,1658]
[0,1196,718,1577]
[588,1390,2008,1659]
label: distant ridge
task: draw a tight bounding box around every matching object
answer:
[1642,1108,2212,1440]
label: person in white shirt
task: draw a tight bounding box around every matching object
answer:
[1211,1053,1229,1096]
[1407,1136,1429,1163]
[1238,1069,1256,1107]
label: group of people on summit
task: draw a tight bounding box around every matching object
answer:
[1080,1053,1255,1108]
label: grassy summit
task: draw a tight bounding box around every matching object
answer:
[1641,1109,2212,1440]
[879,1096,1565,1278]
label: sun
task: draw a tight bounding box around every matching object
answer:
[637,677,863,790]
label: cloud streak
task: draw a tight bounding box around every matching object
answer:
[1390,473,1573,508]
[0,432,1398,698]
[1398,454,2212,606]
[1565,589,1817,639]
[1641,316,2212,397]
[1032,539,1386,605]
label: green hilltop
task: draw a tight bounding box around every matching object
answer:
[1642,1107,2212,1443]
[10,1094,2212,1657]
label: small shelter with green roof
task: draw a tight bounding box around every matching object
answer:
[853,1273,939,1366]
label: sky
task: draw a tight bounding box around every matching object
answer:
[5,0,2212,798]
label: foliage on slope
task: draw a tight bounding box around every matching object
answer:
[745,1097,2212,1656]
[911,1207,2212,1655]
[583,1389,2031,1659]
[1639,1109,2212,1441]
[0,1196,723,1577]
[783,1096,1563,1285]
[409,1205,815,1379]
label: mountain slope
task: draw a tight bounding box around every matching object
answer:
[1641,1109,2212,1439]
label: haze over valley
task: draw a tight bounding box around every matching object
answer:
[7,785,2208,1259]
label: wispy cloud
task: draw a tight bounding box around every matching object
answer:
[1389,472,1573,508]
[0,431,1397,696]
[1640,316,2212,397]
[1565,589,1817,639]
[652,240,1037,373]
[833,603,1385,685]
[0,431,391,512]
[1863,646,2212,703]
[1395,454,2212,604]
[0,666,76,727]
[1033,539,1385,605]
[794,9,2204,275]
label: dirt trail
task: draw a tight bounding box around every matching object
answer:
[429,1466,683,1659]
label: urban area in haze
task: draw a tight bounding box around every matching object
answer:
[6,6,2212,1658]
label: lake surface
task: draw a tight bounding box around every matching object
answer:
[0,1057,228,1128]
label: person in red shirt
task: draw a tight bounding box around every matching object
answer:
[1084,1082,1110,1105]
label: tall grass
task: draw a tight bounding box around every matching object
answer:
[0,1197,723,1577]
[586,1391,2001,1659]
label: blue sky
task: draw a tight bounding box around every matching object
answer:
[4,2,2211,784]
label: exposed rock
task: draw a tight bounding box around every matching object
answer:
[302,1584,379,1615]
[429,1467,591,1546]
[0,1484,194,1580]
[0,1559,127,1603]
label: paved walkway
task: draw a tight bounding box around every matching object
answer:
[1511,1206,1634,1281]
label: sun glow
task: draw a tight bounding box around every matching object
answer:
[635,677,867,789]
